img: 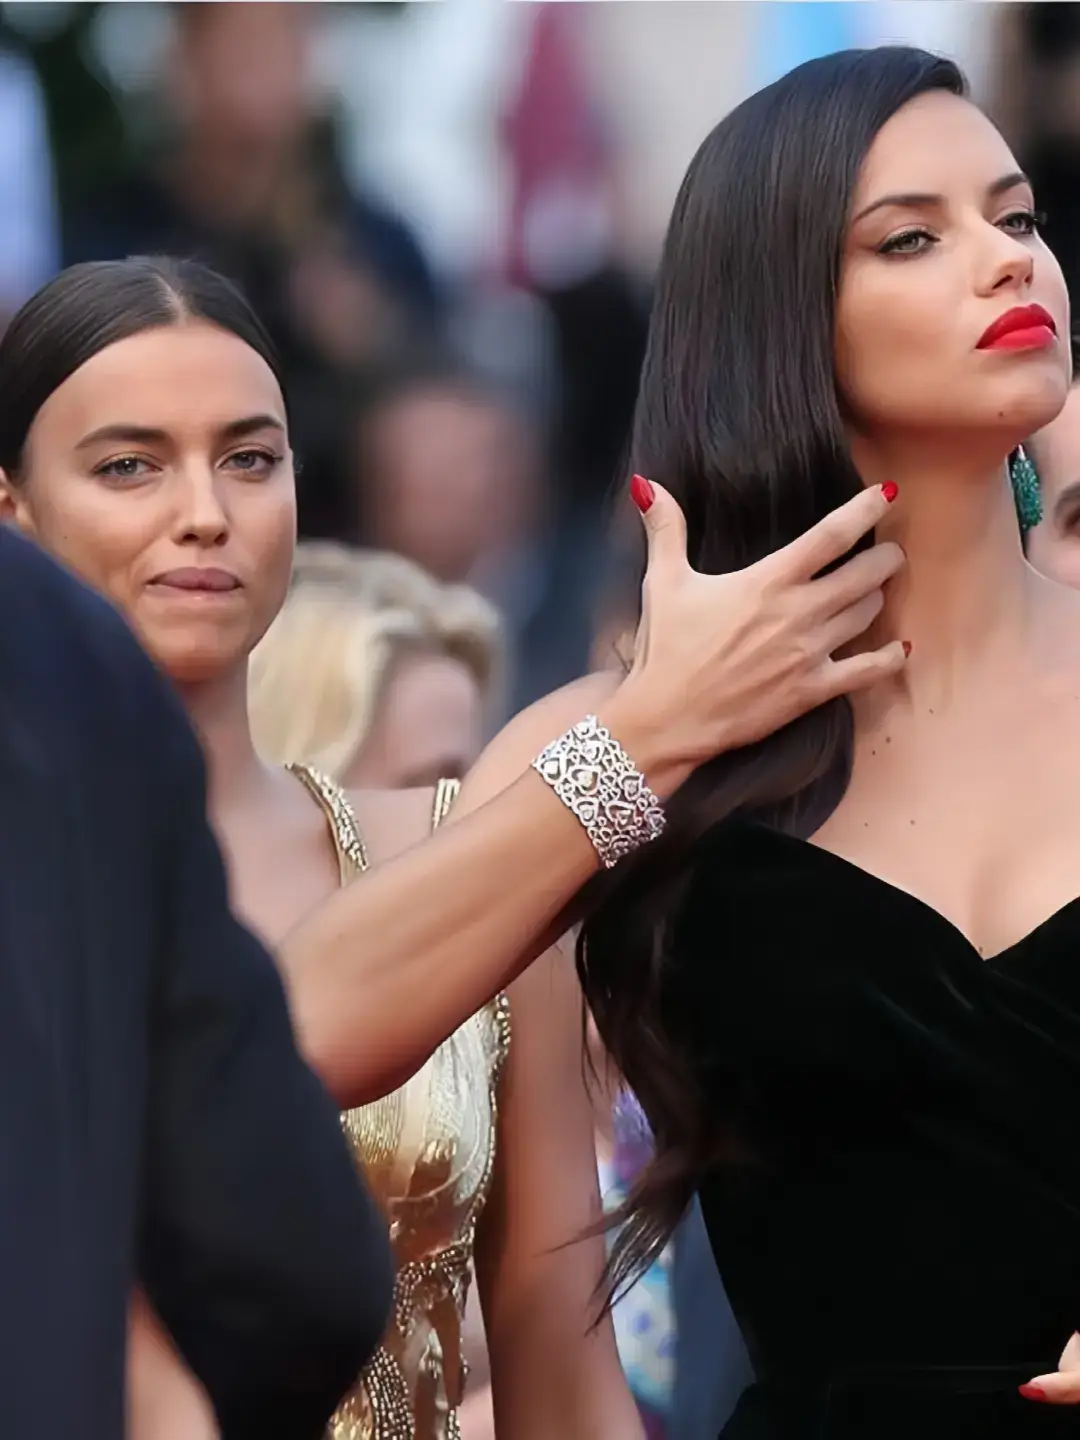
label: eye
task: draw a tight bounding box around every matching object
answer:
[877,227,936,258]
[224,448,281,478]
[94,455,155,483]
[998,208,1046,237]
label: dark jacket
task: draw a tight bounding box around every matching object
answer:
[0,527,391,1437]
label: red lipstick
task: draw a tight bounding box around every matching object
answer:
[976,303,1057,352]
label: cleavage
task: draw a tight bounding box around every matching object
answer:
[804,805,1080,961]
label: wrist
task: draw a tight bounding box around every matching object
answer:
[595,680,699,801]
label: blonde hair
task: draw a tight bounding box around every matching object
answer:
[249,542,502,777]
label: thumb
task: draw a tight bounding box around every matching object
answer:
[633,475,689,580]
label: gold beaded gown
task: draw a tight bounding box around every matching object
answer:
[290,767,512,1440]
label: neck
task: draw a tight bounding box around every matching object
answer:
[853,435,1035,677]
[176,664,273,820]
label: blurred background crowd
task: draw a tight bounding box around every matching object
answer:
[2,3,1076,1436]
[0,0,1026,722]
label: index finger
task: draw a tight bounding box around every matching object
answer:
[771,483,897,582]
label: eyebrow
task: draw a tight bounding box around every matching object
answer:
[74,413,286,451]
[852,170,1031,225]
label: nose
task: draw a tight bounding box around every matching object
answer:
[980,223,1035,298]
[173,466,229,548]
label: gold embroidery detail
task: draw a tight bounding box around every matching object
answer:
[289,764,370,875]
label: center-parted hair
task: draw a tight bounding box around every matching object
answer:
[0,256,282,479]
[577,46,966,1301]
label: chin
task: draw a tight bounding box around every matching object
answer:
[163,654,237,687]
[141,634,244,688]
[131,608,252,686]
[983,366,1070,441]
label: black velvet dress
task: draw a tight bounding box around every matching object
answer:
[670,821,1080,1438]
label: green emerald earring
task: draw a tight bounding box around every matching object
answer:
[1009,445,1043,535]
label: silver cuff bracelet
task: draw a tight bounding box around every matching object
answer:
[532,715,666,869]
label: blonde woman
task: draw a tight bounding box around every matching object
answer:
[249,543,501,790]
[249,544,501,1440]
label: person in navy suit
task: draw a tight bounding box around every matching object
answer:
[0,522,392,1438]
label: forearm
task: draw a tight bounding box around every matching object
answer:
[488,1314,645,1440]
[457,1385,495,1440]
[477,940,646,1440]
[281,688,691,1107]
[284,769,596,1104]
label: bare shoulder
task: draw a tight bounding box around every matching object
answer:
[346,785,436,866]
[457,672,621,815]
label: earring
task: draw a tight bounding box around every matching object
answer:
[1009,445,1043,535]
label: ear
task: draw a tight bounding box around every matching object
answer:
[0,469,34,535]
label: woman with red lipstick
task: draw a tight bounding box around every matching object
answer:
[0,256,902,1438]
[556,45,1080,1440]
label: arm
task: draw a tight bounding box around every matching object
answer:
[475,936,645,1440]
[282,481,907,1107]
[283,673,643,1103]
[139,678,393,1438]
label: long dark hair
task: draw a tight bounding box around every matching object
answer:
[578,47,965,1297]
[0,256,282,478]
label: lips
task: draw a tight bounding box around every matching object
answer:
[150,568,242,593]
[977,303,1057,351]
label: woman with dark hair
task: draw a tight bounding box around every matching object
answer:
[563,44,1080,1438]
[0,256,900,1437]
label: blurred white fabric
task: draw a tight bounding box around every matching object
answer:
[320,0,531,279]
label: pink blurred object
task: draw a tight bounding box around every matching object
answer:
[502,4,613,290]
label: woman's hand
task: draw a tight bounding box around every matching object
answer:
[600,478,906,791]
[1021,1331,1080,1403]
[281,481,904,1104]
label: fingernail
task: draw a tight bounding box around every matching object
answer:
[1018,1383,1048,1402]
[882,482,899,504]
[630,474,655,513]
[902,640,912,658]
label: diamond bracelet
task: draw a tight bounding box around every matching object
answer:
[531,715,666,869]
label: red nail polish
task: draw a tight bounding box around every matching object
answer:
[882,482,899,504]
[902,640,912,658]
[1018,1383,1048,1402]
[630,474,655,513]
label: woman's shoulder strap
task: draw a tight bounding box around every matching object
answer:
[288,763,370,878]
[430,777,461,833]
